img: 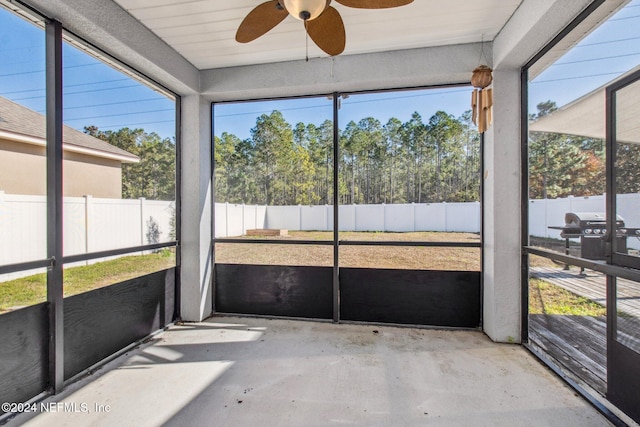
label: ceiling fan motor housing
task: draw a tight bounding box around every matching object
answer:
[282,0,330,21]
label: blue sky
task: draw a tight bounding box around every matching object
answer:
[2,1,640,141]
[214,87,473,141]
[529,0,640,111]
[0,7,176,140]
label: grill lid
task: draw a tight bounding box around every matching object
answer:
[564,212,624,227]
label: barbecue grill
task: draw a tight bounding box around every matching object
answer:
[550,212,640,260]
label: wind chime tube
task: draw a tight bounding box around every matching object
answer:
[478,90,485,133]
[485,88,493,130]
[471,87,494,133]
[471,89,478,126]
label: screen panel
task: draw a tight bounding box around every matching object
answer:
[0,5,47,311]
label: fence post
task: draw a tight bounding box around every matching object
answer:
[139,197,146,246]
[84,195,92,264]
[443,202,448,232]
[353,204,357,232]
[242,203,245,235]
[225,203,229,237]
[263,204,268,229]
[326,204,330,231]
[412,203,416,232]
[298,204,302,231]
[382,203,386,231]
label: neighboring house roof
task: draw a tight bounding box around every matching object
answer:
[0,96,139,163]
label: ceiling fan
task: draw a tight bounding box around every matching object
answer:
[236,0,414,57]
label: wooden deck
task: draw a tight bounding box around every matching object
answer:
[529,266,640,395]
[529,313,607,394]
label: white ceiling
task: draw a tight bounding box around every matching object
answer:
[112,0,523,70]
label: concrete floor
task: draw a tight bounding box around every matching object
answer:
[10,317,611,427]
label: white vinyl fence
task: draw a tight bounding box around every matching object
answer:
[215,194,640,251]
[0,192,174,281]
[214,202,482,237]
[3,192,640,282]
[529,194,640,250]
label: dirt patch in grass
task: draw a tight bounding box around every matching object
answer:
[233,230,480,243]
[215,231,480,270]
[529,254,563,268]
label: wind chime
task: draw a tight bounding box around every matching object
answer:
[471,65,493,133]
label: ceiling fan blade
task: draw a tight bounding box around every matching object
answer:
[306,6,346,56]
[236,0,289,43]
[334,0,413,8]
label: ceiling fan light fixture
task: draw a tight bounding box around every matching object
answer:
[282,0,328,21]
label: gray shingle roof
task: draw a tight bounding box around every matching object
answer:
[0,96,139,162]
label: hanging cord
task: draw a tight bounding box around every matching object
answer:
[478,33,488,65]
[304,19,309,62]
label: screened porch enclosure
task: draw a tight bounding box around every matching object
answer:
[1,0,639,425]
[212,91,482,327]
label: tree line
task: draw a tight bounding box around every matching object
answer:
[528,101,606,199]
[214,109,482,206]
[82,99,634,207]
[84,126,176,200]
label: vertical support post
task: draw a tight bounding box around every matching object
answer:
[483,69,521,343]
[209,101,215,315]
[180,95,213,321]
[605,78,616,343]
[174,96,182,320]
[480,132,485,329]
[332,92,340,323]
[520,68,529,343]
[46,19,64,393]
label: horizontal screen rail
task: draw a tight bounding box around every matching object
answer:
[0,258,53,275]
[525,246,640,283]
[63,242,177,264]
[214,238,480,248]
[0,243,178,275]
[215,238,332,245]
[340,241,480,248]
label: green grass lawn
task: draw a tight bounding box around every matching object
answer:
[0,250,175,312]
[529,278,606,316]
[2,232,608,318]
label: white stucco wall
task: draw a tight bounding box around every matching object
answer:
[482,69,522,343]
[180,95,213,321]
